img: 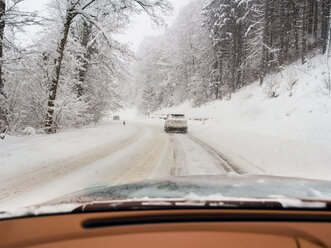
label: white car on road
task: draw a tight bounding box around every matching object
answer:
[164,114,188,133]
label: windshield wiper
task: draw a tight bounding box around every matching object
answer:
[1,198,329,221]
[72,198,330,213]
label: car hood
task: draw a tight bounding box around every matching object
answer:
[51,174,331,205]
[1,175,331,219]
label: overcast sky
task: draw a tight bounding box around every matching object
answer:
[18,0,193,51]
[115,0,193,51]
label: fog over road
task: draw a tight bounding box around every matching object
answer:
[0,121,249,210]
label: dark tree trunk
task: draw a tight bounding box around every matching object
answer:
[267,0,275,68]
[283,5,291,64]
[0,1,7,133]
[292,1,300,59]
[307,0,314,37]
[321,0,330,54]
[0,1,5,96]
[279,0,286,66]
[260,0,270,85]
[231,21,237,92]
[76,21,93,97]
[301,0,308,64]
[235,21,243,89]
[313,0,319,48]
[214,84,219,99]
[45,13,73,133]
[306,0,314,51]
[216,60,222,99]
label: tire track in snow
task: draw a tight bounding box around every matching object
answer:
[0,125,145,203]
[168,133,226,176]
[108,130,168,185]
[186,134,246,174]
[168,135,186,176]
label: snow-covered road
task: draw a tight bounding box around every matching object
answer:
[0,120,253,210]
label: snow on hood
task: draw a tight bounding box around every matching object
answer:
[0,204,81,219]
[51,174,331,203]
[1,175,331,219]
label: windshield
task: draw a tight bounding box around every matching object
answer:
[0,0,331,218]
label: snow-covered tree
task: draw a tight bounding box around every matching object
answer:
[139,83,157,114]
[132,0,330,112]
[134,0,212,108]
[0,0,42,134]
[44,0,173,133]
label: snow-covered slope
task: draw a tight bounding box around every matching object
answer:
[0,121,138,182]
[159,55,331,180]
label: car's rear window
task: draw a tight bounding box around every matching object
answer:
[171,114,185,118]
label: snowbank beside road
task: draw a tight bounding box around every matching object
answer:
[0,121,138,182]
[158,55,331,180]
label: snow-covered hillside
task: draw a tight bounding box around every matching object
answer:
[0,121,138,182]
[157,55,331,180]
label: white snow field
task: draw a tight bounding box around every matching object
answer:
[158,54,331,181]
[0,55,330,211]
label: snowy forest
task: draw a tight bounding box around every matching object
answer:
[0,0,172,135]
[0,0,330,135]
[136,0,331,113]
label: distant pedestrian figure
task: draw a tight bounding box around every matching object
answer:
[123,120,126,126]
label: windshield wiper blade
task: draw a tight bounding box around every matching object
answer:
[72,199,295,213]
[0,199,330,221]
[72,198,331,213]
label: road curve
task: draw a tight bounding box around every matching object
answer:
[0,121,247,209]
